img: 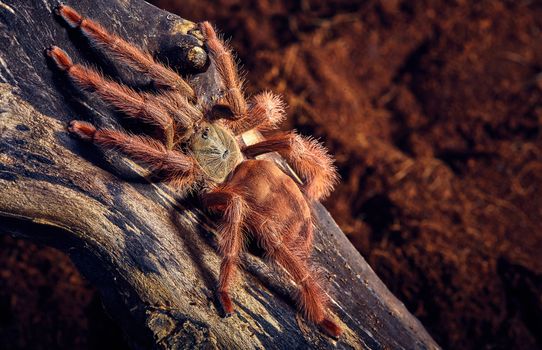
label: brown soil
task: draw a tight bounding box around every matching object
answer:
[0,236,129,349]
[1,1,541,349]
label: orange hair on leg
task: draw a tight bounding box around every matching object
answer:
[200,21,247,118]
[202,188,248,315]
[68,121,198,188]
[56,4,194,97]
[48,46,180,148]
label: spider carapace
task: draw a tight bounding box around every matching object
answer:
[47,4,342,338]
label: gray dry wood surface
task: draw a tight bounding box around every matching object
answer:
[0,0,440,349]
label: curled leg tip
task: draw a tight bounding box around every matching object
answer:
[44,46,54,57]
[217,291,235,317]
[45,45,58,56]
[52,2,65,14]
[46,46,73,70]
[55,4,83,28]
[319,318,342,339]
[68,120,96,141]
[199,21,216,40]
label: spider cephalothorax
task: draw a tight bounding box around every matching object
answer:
[187,122,242,184]
[48,5,342,338]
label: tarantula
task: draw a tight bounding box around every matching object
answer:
[47,4,341,338]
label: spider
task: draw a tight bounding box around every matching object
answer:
[47,4,342,338]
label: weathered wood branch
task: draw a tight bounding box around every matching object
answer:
[0,0,439,348]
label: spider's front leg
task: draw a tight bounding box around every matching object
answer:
[68,120,199,188]
[200,24,287,134]
[47,46,179,148]
[200,22,248,120]
[56,4,195,98]
[202,187,247,316]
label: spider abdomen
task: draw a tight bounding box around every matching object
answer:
[229,159,313,254]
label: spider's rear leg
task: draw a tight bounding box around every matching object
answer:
[202,187,247,316]
[56,4,195,99]
[263,240,342,339]
[68,120,198,188]
[48,46,178,149]
[292,219,315,258]
[242,132,339,201]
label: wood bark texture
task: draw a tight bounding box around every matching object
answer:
[0,0,440,349]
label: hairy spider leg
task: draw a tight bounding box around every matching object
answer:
[47,46,177,149]
[56,4,195,98]
[201,25,289,136]
[225,91,287,135]
[262,237,341,338]
[213,159,342,338]
[286,218,315,259]
[68,120,198,188]
[242,132,339,200]
[202,187,247,315]
[200,21,247,120]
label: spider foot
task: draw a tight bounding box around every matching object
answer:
[68,120,96,141]
[46,46,73,71]
[319,317,342,340]
[52,1,65,13]
[217,291,234,317]
[55,4,83,28]
[52,1,65,10]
